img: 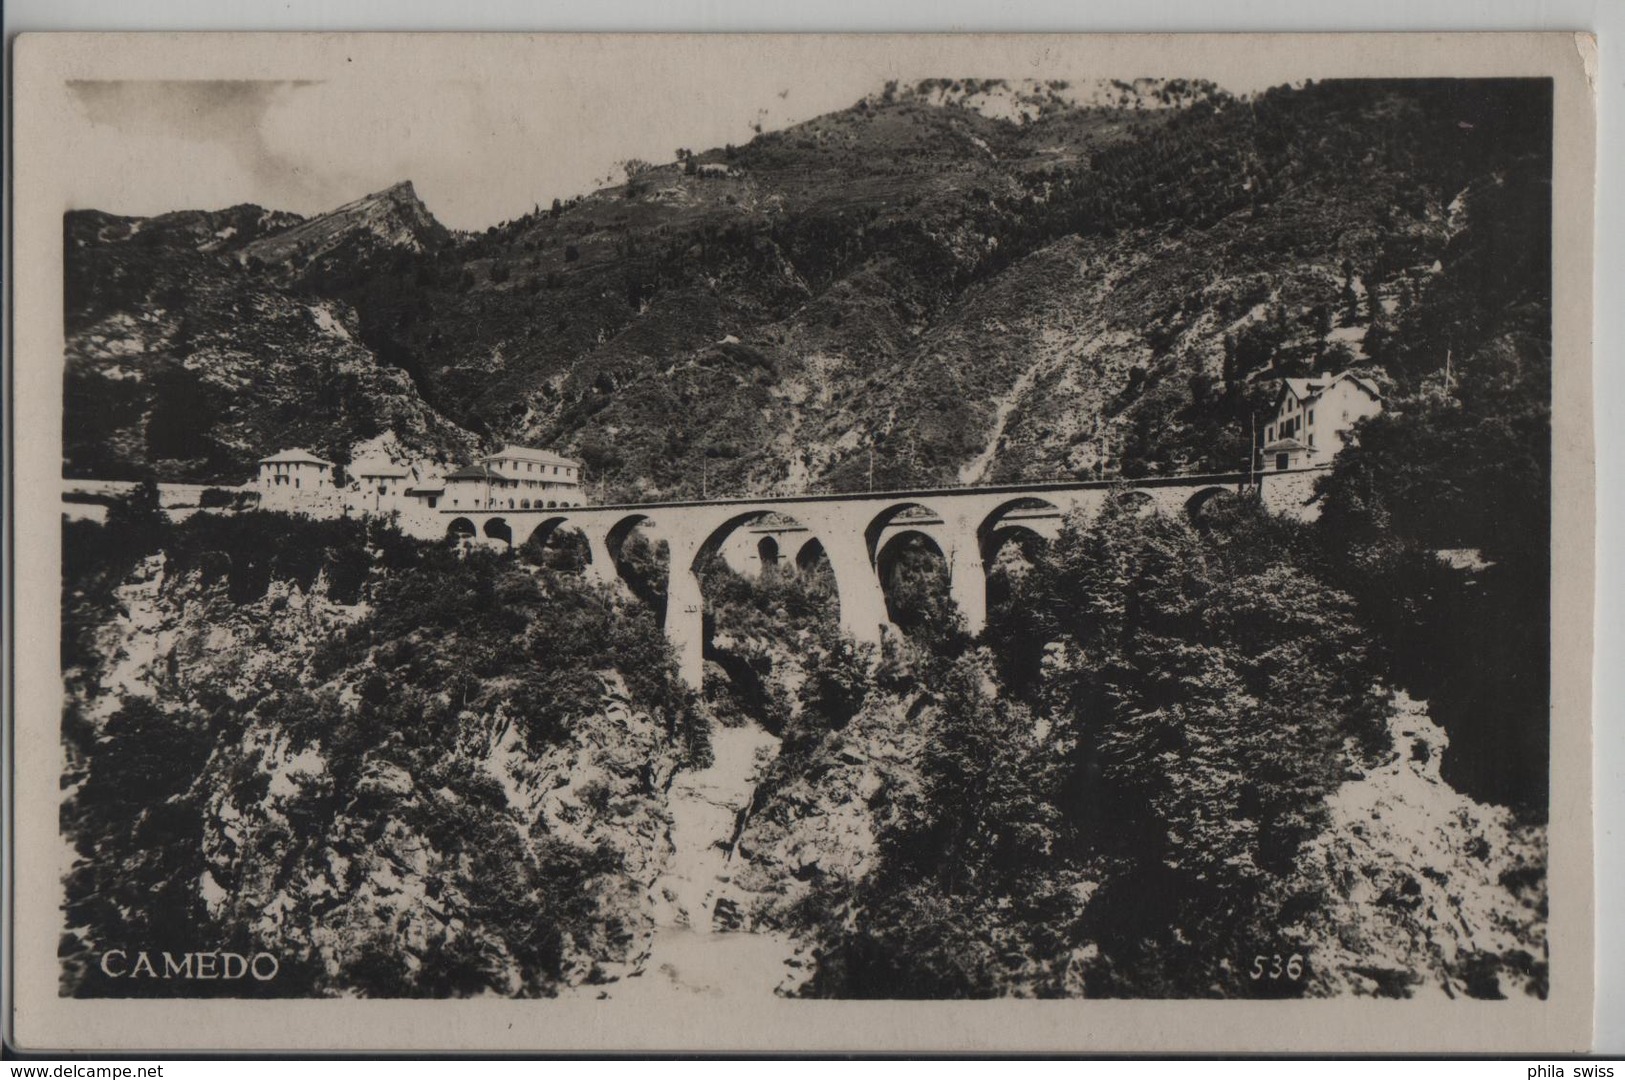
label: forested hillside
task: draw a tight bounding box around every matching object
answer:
[65,79,1549,498]
[61,489,1548,999]
[62,498,707,996]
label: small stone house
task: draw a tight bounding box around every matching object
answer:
[1259,371,1383,471]
[346,458,415,515]
[256,449,338,510]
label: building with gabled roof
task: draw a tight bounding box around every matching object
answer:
[438,446,585,512]
[1259,371,1383,471]
[256,448,340,512]
[346,456,418,515]
[258,448,335,466]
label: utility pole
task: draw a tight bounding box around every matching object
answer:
[702,456,708,500]
[867,442,875,492]
[1248,412,1257,491]
[1444,348,1453,392]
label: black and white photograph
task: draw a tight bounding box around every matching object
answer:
[8,32,1597,1053]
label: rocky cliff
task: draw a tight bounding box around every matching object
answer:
[61,520,704,996]
[729,676,1545,999]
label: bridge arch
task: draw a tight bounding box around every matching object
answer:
[978,500,1057,608]
[757,535,781,571]
[1185,485,1241,520]
[875,528,955,635]
[446,517,477,542]
[482,517,513,547]
[1113,488,1158,516]
[691,509,814,579]
[673,508,842,712]
[521,515,572,548]
[977,496,1063,560]
[864,501,947,566]
[518,515,594,573]
[795,536,829,574]
[605,512,652,551]
[603,513,671,616]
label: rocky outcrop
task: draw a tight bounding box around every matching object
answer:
[732,691,929,926]
[240,181,448,268]
[79,555,362,724]
[730,682,1546,999]
[1298,693,1547,999]
[60,528,1549,1000]
[62,551,692,996]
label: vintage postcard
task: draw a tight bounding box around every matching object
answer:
[6,32,1596,1053]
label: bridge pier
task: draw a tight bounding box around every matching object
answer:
[947,544,988,637]
[665,564,707,690]
[808,523,891,648]
[581,525,618,586]
[652,525,707,690]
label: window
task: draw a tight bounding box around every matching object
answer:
[428,497,438,508]
[1308,409,1314,425]
[1276,452,1289,471]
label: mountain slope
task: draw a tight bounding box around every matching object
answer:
[240,180,449,269]
[64,78,1550,494]
[65,183,475,481]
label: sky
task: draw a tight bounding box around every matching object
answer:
[63,71,908,231]
[58,50,1281,232]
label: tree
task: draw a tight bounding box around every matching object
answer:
[1314,350,1551,816]
[992,502,1384,995]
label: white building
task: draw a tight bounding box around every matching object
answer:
[436,445,586,512]
[256,449,340,512]
[1258,371,1383,471]
[484,445,583,501]
[346,458,415,516]
[403,479,447,510]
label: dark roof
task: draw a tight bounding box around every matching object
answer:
[1261,438,1309,452]
[258,448,333,466]
[1278,371,1383,406]
[483,444,580,468]
[444,464,509,482]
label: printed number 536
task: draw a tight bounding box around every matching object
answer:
[1250,953,1305,980]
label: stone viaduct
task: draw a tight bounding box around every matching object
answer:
[403,470,1321,687]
